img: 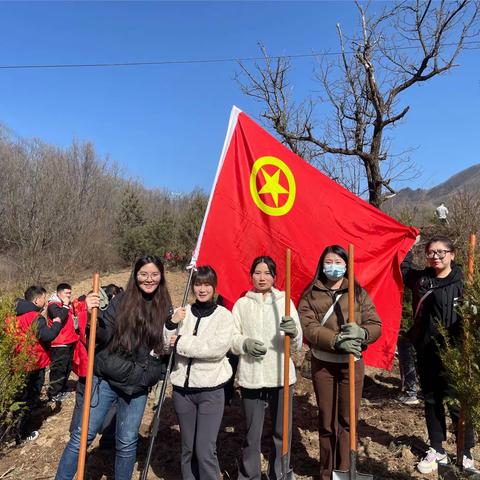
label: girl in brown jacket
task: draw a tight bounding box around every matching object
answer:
[298,245,381,480]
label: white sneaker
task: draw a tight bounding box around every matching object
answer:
[397,394,420,405]
[463,456,480,473]
[417,447,448,474]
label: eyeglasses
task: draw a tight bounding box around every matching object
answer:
[425,249,451,259]
[137,272,161,281]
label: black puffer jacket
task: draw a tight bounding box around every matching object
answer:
[401,251,463,349]
[93,292,169,395]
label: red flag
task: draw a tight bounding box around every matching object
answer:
[193,107,418,369]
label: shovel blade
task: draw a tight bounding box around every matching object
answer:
[332,470,373,480]
[438,463,480,480]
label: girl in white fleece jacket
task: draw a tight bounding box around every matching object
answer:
[232,256,302,480]
[163,265,233,480]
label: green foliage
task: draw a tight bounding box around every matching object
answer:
[176,189,208,258]
[0,294,36,444]
[439,263,480,434]
[117,225,150,263]
[115,187,208,267]
[116,187,146,238]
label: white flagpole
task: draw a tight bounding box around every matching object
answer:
[188,105,242,268]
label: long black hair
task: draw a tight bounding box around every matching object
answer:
[304,245,361,299]
[110,255,172,353]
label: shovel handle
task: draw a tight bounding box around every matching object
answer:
[281,249,292,479]
[348,244,356,452]
[457,233,477,467]
[282,249,291,456]
[77,272,100,480]
[467,233,476,285]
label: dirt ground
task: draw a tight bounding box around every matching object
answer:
[0,269,477,479]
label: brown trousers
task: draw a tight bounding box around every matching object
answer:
[311,356,364,480]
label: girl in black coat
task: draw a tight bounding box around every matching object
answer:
[55,255,172,480]
[402,236,477,474]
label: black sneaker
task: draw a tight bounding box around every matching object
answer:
[49,393,64,403]
[16,430,39,445]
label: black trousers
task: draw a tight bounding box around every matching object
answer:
[417,345,475,455]
[48,344,75,398]
[16,368,45,441]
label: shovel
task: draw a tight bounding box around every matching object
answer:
[332,244,372,480]
[77,273,100,480]
[281,248,292,479]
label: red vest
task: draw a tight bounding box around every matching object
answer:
[71,299,88,378]
[15,311,51,370]
[48,301,79,346]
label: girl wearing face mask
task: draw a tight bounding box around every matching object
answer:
[298,245,381,480]
[163,265,234,480]
[402,236,477,474]
[232,256,302,480]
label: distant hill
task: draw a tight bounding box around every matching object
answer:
[394,164,480,206]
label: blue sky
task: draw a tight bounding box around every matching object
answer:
[0,1,478,195]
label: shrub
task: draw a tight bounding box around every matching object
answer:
[439,265,480,435]
[0,294,36,444]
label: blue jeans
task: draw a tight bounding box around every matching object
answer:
[55,375,148,480]
[69,377,117,446]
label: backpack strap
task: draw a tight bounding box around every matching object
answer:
[414,289,434,320]
[320,293,343,327]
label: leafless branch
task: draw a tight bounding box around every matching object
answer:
[236,0,478,207]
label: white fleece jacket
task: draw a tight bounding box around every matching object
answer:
[232,288,302,389]
[163,304,233,389]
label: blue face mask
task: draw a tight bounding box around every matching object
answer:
[323,264,346,281]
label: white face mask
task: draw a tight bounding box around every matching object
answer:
[323,264,346,281]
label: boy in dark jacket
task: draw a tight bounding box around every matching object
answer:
[15,286,63,444]
[47,283,79,402]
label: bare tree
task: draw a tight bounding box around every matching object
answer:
[237,0,479,207]
[0,124,209,286]
[0,134,122,282]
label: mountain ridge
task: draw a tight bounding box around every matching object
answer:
[394,164,480,205]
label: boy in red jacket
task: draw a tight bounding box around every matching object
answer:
[47,283,79,402]
[15,286,63,444]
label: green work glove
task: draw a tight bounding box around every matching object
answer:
[99,287,110,311]
[243,338,267,358]
[335,335,362,356]
[340,322,367,341]
[280,315,298,338]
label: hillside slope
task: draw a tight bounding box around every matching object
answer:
[394,163,480,206]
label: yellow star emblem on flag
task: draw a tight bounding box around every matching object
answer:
[249,156,296,216]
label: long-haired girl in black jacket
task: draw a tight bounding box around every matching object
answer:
[55,255,172,480]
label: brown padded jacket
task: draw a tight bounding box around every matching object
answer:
[298,278,381,353]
